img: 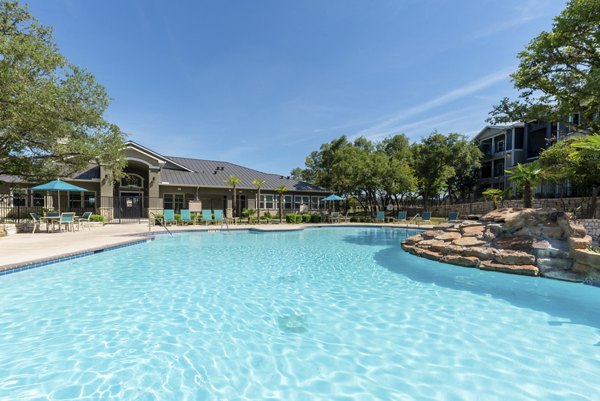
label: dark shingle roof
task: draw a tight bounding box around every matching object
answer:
[161,156,326,192]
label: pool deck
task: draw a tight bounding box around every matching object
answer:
[0,222,429,274]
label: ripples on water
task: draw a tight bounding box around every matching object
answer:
[0,227,599,400]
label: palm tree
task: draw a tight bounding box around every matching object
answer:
[252,179,267,224]
[225,175,241,218]
[505,161,545,208]
[275,186,288,223]
[570,134,600,152]
[482,188,504,209]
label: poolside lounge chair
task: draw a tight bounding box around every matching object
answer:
[30,212,46,233]
[418,211,432,226]
[329,211,340,223]
[214,209,226,225]
[180,209,194,225]
[393,211,407,223]
[448,211,460,221]
[201,209,213,225]
[58,212,76,232]
[77,211,93,230]
[339,211,351,223]
[375,211,385,223]
[163,209,176,225]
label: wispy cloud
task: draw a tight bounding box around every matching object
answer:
[353,68,512,141]
[471,0,556,40]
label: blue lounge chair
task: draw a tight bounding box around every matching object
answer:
[163,209,176,225]
[201,209,213,225]
[448,211,460,221]
[180,209,193,225]
[58,212,76,232]
[30,212,46,233]
[394,211,407,223]
[375,211,385,223]
[419,211,432,225]
[214,209,225,224]
[77,211,93,230]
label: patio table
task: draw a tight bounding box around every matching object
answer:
[40,216,60,232]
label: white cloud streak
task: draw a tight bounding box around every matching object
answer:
[353,68,513,141]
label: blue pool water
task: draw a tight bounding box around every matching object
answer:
[0,227,599,400]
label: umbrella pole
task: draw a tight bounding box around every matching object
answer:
[58,190,61,212]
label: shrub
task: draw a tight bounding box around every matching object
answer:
[302,214,311,223]
[90,214,105,223]
[310,214,321,223]
[285,213,296,223]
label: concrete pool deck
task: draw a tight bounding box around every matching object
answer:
[0,222,430,274]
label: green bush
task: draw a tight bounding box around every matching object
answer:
[285,213,296,223]
[310,214,321,223]
[90,214,105,223]
[302,214,311,223]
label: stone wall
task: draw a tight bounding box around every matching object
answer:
[416,197,597,219]
[581,219,600,242]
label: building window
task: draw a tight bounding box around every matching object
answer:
[495,140,505,153]
[571,112,580,126]
[260,194,274,209]
[69,192,82,209]
[164,194,173,210]
[284,195,292,210]
[32,192,45,207]
[121,173,144,188]
[11,189,27,206]
[84,193,96,208]
[294,195,310,210]
[311,196,320,210]
[493,160,505,177]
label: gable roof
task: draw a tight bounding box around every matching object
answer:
[161,156,326,192]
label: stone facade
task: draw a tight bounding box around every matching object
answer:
[581,219,600,242]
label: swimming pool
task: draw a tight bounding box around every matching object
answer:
[0,227,599,400]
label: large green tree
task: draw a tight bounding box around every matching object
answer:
[0,0,125,182]
[411,132,482,208]
[488,0,600,133]
[540,135,600,217]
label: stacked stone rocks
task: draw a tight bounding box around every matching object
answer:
[401,208,599,281]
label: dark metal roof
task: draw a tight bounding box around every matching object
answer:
[161,156,327,192]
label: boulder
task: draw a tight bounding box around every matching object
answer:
[418,239,448,249]
[436,223,458,230]
[463,246,499,260]
[434,232,462,242]
[483,229,496,241]
[480,261,539,276]
[493,236,535,252]
[494,250,535,265]
[420,249,443,261]
[572,248,600,268]
[440,244,465,255]
[459,220,483,228]
[569,235,592,250]
[461,225,485,237]
[404,234,423,245]
[441,255,480,268]
[421,230,446,239]
[568,221,587,238]
[452,237,486,247]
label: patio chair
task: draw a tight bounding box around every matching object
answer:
[418,211,432,226]
[201,209,213,225]
[214,209,225,225]
[393,211,407,223]
[163,209,176,225]
[375,211,385,223]
[329,211,340,223]
[180,209,194,225]
[339,211,351,223]
[77,211,93,230]
[30,212,46,233]
[58,212,76,232]
[448,211,460,221]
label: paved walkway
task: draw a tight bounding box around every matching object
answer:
[0,222,429,272]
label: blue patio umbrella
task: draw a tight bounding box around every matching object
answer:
[322,194,344,201]
[31,179,88,211]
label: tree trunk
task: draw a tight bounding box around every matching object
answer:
[232,187,237,218]
[257,189,261,224]
[591,185,599,219]
[523,182,532,208]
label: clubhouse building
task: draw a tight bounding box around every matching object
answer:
[0,141,329,222]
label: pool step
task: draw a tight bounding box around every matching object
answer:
[537,257,573,271]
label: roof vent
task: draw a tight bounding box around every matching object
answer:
[213,170,217,174]
[287,176,290,179]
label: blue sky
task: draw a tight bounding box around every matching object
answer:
[26,0,567,175]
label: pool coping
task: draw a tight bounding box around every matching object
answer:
[0,237,152,276]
